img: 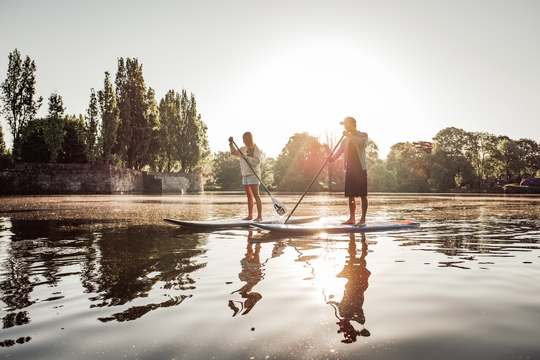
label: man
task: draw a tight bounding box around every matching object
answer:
[327,117,368,226]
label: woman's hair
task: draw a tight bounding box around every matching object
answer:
[243,132,255,156]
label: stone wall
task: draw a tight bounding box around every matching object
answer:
[0,162,202,195]
[148,172,203,193]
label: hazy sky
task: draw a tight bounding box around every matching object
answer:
[1,0,539,159]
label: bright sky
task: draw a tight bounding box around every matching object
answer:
[1,0,539,159]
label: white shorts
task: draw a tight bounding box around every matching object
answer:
[242,177,260,186]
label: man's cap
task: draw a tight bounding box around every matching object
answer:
[340,117,356,126]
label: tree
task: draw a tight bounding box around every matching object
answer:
[386,142,431,192]
[496,139,525,182]
[465,132,498,189]
[156,89,181,172]
[211,151,242,190]
[0,49,43,157]
[274,132,326,191]
[141,87,160,170]
[19,118,50,162]
[85,88,100,163]
[516,138,540,176]
[98,71,119,165]
[0,122,5,156]
[43,92,66,163]
[431,127,476,191]
[114,57,151,169]
[177,90,210,173]
[19,114,87,164]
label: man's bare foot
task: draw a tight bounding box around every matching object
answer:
[355,221,366,227]
[243,216,253,220]
[342,219,355,225]
[254,217,262,222]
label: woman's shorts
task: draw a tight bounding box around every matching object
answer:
[242,176,260,186]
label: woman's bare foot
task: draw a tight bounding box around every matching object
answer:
[342,218,355,225]
[355,221,366,227]
[243,216,253,220]
[254,217,262,222]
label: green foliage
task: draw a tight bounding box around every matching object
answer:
[386,142,431,192]
[98,71,119,165]
[0,49,43,157]
[115,58,151,169]
[19,115,87,163]
[0,122,5,155]
[368,163,396,191]
[516,138,540,176]
[43,92,66,163]
[20,118,50,162]
[155,89,182,172]
[177,90,210,173]
[211,151,242,190]
[85,88,100,163]
[61,115,88,163]
[274,132,326,191]
[142,87,160,169]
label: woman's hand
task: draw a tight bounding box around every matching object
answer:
[228,136,234,144]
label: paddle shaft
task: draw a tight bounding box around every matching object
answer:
[231,140,272,196]
[285,134,345,223]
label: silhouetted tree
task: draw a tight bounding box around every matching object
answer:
[0,49,43,157]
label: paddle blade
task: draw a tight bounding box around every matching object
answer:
[272,198,287,216]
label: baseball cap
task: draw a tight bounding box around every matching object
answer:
[339,117,356,126]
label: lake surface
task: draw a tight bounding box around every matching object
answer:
[0,193,539,359]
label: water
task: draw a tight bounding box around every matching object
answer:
[0,193,539,359]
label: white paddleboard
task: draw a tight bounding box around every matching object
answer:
[163,216,319,229]
[250,220,420,234]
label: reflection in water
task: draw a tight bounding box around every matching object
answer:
[326,233,371,343]
[0,218,208,348]
[229,231,287,316]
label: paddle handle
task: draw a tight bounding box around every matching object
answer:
[285,134,345,223]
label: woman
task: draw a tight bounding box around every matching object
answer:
[229,132,263,221]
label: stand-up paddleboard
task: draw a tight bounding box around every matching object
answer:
[250,220,420,234]
[163,216,319,229]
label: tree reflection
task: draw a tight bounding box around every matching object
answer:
[326,233,371,343]
[0,219,209,332]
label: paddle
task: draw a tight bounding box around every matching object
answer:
[285,134,345,223]
[231,140,287,216]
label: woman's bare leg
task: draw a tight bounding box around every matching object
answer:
[251,184,262,221]
[243,185,254,220]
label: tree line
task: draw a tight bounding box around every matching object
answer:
[2,49,540,192]
[211,129,540,193]
[0,49,209,172]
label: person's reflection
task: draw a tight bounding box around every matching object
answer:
[328,233,371,343]
[228,231,263,316]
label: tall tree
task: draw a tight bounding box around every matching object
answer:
[431,127,476,190]
[157,89,181,172]
[177,90,209,173]
[0,49,43,157]
[114,58,151,169]
[465,131,498,189]
[85,88,100,163]
[98,71,119,165]
[43,92,66,163]
[137,87,159,170]
[0,118,6,155]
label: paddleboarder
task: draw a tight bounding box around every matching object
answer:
[327,117,369,226]
[229,132,263,221]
